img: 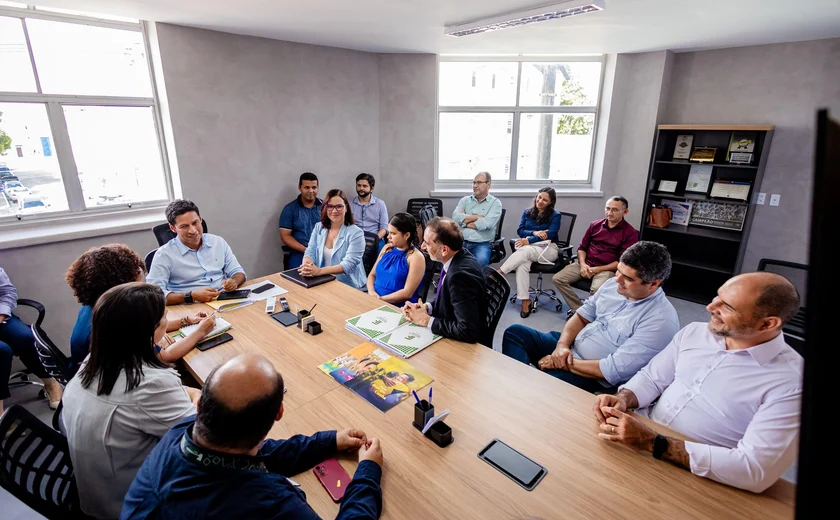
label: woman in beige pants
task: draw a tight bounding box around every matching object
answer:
[498,188,562,318]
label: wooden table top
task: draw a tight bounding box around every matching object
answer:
[168,273,794,520]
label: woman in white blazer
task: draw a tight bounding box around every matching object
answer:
[301,188,367,288]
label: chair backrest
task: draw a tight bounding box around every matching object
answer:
[145,248,157,273]
[556,211,578,247]
[419,251,441,303]
[757,258,808,301]
[482,266,511,348]
[494,208,506,241]
[0,405,81,519]
[152,219,209,247]
[31,324,73,387]
[406,198,443,222]
[362,232,380,275]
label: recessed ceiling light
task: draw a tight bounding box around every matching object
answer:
[445,0,606,38]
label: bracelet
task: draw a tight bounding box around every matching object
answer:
[180,317,188,328]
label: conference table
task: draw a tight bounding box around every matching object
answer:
[168,272,795,520]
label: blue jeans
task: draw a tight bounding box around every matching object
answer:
[501,324,611,394]
[464,241,492,266]
[1,315,47,400]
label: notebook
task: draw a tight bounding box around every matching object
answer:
[345,306,442,358]
[180,316,232,340]
[280,269,336,288]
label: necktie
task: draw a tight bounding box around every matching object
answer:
[432,266,446,313]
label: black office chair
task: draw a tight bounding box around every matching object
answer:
[0,405,83,519]
[281,245,292,271]
[507,211,578,313]
[362,232,380,275]
[758,258,807,356]
[482,266,510,349]
[152,219,208,247]
[488,208,507,265]
[6,299,48,396]
[144,249,157,273]
[406,198,443,222]
[418,251,441,303]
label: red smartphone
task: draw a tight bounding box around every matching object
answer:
[313,458,351,502]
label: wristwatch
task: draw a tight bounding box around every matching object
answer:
[184,292,194,304]
[652,434,668,460]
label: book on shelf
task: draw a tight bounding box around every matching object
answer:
[345,305,442,358]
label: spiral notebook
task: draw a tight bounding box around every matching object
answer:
[179,317,232,340]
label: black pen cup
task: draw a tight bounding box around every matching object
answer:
[427,421,453,447]
[412,400,434,430]
[296,309,309,328]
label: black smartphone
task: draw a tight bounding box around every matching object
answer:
[218,289,251,301]
[477,439,547,491]
[250,283,274,294]
[197,333,233,351]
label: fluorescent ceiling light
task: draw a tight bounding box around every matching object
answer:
[445,0,606,38]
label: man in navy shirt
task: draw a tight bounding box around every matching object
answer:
[121,354,383,520]
[280,172,323,268]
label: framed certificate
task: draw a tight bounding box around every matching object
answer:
[710,180,751,201]
[690,201,747,231]
[686,165,713,193]
[658,180,678,193]
[673,134,694,160]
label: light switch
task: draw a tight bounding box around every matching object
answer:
[770,194,781,206]
[756,193,766,205]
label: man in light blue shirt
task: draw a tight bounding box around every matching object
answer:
[502,241,679,393]
[349,173,388,249]
[452,172,502,266]
[147,200,246,305]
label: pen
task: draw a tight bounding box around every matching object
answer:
[308,303,317,314]
[412,390,420,404]
[428,387,433,405]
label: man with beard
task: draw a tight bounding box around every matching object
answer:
[279,172,322,268]
[592,272,803,493]
[349,173,389,250]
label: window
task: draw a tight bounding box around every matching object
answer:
[0,5,170,221]
[437,58,603,185]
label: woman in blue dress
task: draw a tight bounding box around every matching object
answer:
[367,212,426,307]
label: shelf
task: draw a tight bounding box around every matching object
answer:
[657,124,774,132]
[654,160,758,170]
[649,191,750,206]
[671,258,734,275]
[643,223,742,242]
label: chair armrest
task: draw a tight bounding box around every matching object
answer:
[16,298,45,327]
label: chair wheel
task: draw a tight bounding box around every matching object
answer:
[509,297,517,304]
[38,389,47,399]
[556,304,563,312]
[20,374,30,382]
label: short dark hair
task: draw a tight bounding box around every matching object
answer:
[165,199,200,225]
[66,244,146,307]
[425,217,463,251]
[321,188,355,228]
[754,278,801,326]
[79,283,168,396]
[356,173,375,188]
[299,172,318,186]
[608,196,629,210]
[620,241,672,284]
[194,367,285,451]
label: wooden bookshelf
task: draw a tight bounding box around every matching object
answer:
[641,125,774,303]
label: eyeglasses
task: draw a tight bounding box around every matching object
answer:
[472,181,489,185]
[326,204,345,212]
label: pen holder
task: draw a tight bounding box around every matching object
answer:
[306,321,322,336]
[412,401,454,448]
[412,400,434,430]
[296,310,309,328]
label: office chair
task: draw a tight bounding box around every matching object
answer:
[362,232,380,275]
[758,258,807,356]
[281,245,292,271]
[0,405,83,519]
[418,251,441,303]
[482,266,511,349]
[406,198,443,223]
[6,299,47,396]
[144,249,157,273]
[152,219,209,247]
[488,209,507,265]
[507,211,578,313]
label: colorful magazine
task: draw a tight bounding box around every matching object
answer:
[345,305,442,358]
[318,343,433,412]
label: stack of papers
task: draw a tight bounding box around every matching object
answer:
[346,306,442,358]
[180,316,232,340]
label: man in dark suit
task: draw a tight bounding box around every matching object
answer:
[403,217,487,344]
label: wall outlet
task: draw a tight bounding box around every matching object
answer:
[756,193,766,205]
[770,194,781,206]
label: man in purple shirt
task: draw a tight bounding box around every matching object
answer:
[553,196,639,314]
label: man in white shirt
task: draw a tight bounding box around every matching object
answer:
[593,272,802,493]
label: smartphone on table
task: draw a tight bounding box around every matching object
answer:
[313,458,351,502]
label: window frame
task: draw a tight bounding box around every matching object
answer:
[0,5,174,224]
[436,55,606,189]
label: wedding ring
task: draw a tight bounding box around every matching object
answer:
[612,426,616,433]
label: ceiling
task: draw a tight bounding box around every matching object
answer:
[16,0,840,54]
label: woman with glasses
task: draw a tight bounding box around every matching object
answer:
[498,187,562,318]
[301,189,367,288]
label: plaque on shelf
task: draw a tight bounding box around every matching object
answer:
[710,180,751,201]
[729,152,754,164]
[661,199,693,226]
[686,165,713,193]
[689,147,717,163]
[673,134,694,160]
[658,180,678,193]
[690,201,747,231]
[728,132,757,153]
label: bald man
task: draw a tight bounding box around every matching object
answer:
[121,354,384,519]
[592,272,803,493]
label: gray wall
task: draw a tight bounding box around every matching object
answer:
[155,23,381,280]
[665,38,840,271]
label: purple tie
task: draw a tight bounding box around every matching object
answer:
[432,267,446,312]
